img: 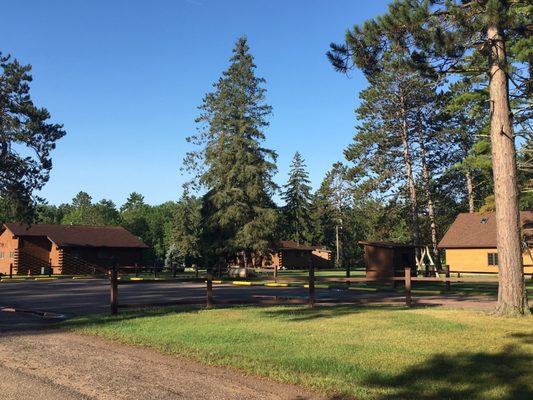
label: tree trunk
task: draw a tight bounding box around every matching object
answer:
[335,223,341,267]
[417,122,440,268]
[399,92,420,245]
[465,170,475,213]
[487,24,529,316]
[243,250,249,279]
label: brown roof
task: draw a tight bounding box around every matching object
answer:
[3,223,148,249]
[358,241,420,249]
[278,240,330,252]
[438,212,533,249]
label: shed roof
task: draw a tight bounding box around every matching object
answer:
[437,212,533,249]
[3,223,148,249]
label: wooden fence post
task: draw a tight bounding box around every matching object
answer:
[134,263,138,277]
[274,264,278,283]
[110,266,118,316]
[9,263,13,279]
[206,270,213,309]
[404,267,412,307]
[308,258,315,308]
[445,265,451,291]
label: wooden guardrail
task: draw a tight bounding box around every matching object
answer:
[106,265,530,315]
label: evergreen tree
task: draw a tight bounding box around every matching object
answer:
[328,0,532,315]
[120,192,150,240]
[184,37,278,272]
[446,78,492,212]
[171,193,202,271]
[311,163,353,268]
[343,58,434,246]
[281,152,313,245]
[0,52,65,222]
[62,192,120,226]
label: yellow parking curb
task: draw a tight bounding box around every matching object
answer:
[34,277,57,281]
[265,282,288,287]
[212,280,223,284]
[130,277,144,281]
[232,281,253,286]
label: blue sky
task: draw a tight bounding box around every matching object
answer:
[1,0,390,206]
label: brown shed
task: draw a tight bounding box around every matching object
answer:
[0,223,148,276]
[358,241,418,280]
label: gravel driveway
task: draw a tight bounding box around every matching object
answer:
[0,331,324,400]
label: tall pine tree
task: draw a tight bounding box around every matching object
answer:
[328,0,531,315]
[184,37,278,273]
[281,152,313,245]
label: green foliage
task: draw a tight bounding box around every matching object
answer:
[171,193,202,268]
[328,0,532,255]
[310,163,366,266]
[184,37,278,268]
[281,152,313,245]
[0,52,65,222]
[61,192,120,226]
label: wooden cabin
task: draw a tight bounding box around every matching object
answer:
[0,223,148,276]
[438,212,533,274]
[264,240,333,270]
[358,241,418,280]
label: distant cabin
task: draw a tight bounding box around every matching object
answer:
[358,241,418,280]
[0,223,148,276]
[438,212,533,274]
[265,240,333,270]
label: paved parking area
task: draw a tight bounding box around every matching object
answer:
[0,279,496,332]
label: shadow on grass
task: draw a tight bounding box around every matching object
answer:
[60,305,205,330]
[260,304,408,322]
[363,342,533,400]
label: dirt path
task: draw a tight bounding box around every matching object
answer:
[0,331,323,400]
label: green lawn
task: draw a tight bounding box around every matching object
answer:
[64,305,533,399]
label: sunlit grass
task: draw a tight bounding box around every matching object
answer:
[64,305,533,399]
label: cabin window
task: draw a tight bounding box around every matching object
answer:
[9,251,14,258]
[0,252,3,259]
[488,253,499,266]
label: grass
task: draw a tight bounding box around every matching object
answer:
[63,305,533,400]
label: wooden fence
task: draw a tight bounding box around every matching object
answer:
[105,264,527,316]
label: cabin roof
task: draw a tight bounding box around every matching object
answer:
[437,212,533,249]
[2,223,148,249]
[278,240,331,252]
[358,241,420,249]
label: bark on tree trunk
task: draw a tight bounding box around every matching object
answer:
[335,223,341,267]
[417,122,441,268]
[399,93,420,245]
[243,250,249,279]
[465,170,475,213]
[487,24,529,316]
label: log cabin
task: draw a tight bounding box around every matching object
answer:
[264,240,333,270]
[0,223,148,276]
